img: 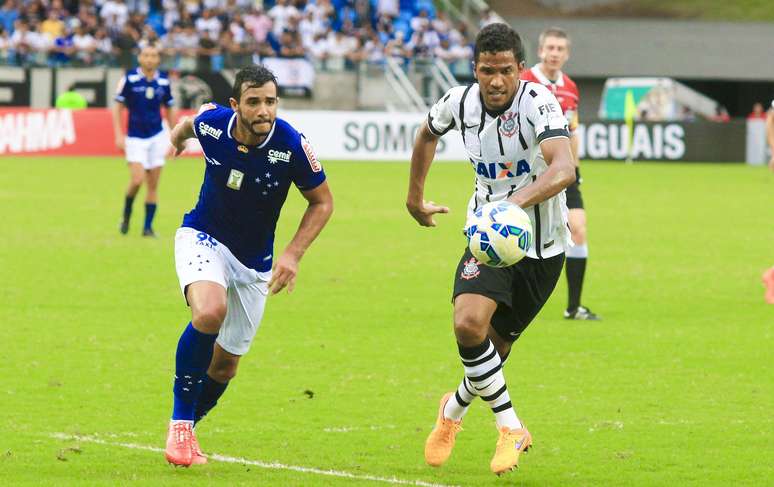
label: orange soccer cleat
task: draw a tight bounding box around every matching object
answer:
[190,429,208,465]
[424,392,462,467]
[165,421,194,467]
[490,426,532,475]
[763,267,774,304]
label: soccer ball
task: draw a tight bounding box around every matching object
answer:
[465,201,533,268]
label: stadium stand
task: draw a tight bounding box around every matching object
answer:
[0,0,474,74]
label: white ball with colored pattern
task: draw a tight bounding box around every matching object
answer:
[465,201,533,268]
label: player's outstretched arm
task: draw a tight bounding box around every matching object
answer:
[508,137,576,209]
[406,122,449,227]
[269,181,334,295]
[165,105,179,134]
[169,116,195,157]
[111,101,125,151]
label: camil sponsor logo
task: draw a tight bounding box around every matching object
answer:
[267,149,291,164]
[0,110,76,154]
[198,122,223,140]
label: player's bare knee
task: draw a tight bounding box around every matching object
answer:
[209,359,238,382]
[192,304,226,333]
[210,368,236,383]
[453,313,489,346]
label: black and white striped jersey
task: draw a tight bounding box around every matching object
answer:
[427,81,573,259]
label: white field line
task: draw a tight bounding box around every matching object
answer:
[50,433,459,487]
[324,425,398,433]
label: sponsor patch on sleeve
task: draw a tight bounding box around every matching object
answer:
[301,137,322,173]
[197,102,217,115]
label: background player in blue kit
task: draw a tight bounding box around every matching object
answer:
[112,44,177,237]
[164,65,334,467]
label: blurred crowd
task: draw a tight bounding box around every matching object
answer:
[0,0,480,73]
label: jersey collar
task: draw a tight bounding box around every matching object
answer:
[136,67,160,80]
[478,83,519,118]
[226,112,277,149]
[226,112,236,139]
[256,122,276,149]
[531,65,564,86]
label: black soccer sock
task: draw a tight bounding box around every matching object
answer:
[123,195,134,221]
[566,257,587,311]
[194,375,229,426]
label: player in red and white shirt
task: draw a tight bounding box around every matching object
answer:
[767,99,774,172]
[521,27,600,321]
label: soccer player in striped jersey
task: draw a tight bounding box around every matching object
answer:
[112,44,177,237]
[521,27,600,320]
[407,23,576,475]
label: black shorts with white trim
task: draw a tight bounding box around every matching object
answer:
[565,167,584,209]
[452,248,565,343]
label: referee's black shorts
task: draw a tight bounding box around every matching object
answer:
[566,167,584,209]
[453,249,565,343]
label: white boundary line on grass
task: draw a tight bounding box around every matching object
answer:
[50,433,459,487]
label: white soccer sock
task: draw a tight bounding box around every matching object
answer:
[443,377,477,421]
[460,339,522,430]
[566,242,588,259]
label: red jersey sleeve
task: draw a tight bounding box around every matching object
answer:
[561,74,580,131]
[562,74,580,110]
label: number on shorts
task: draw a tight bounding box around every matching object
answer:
[196,232,218,247]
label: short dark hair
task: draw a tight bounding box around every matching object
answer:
[474,23,525,64]
[232,65,278,101]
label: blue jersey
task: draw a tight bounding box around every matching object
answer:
[182,104,326,272]
[52,36,73,64]
[114,68,174,138]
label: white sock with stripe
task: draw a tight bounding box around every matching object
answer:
[443,377,477,421]
[458,339,522,429]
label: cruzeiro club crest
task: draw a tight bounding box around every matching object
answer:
[499,111,518,138]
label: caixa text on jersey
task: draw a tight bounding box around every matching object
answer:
[474,160,531,179]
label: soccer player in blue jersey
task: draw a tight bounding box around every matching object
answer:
[163,65,334,467]
[112,44,177,237]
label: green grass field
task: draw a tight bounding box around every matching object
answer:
[0,156,772,486]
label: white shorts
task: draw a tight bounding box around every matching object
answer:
[125,129,169,169]
[174,227,272,356]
